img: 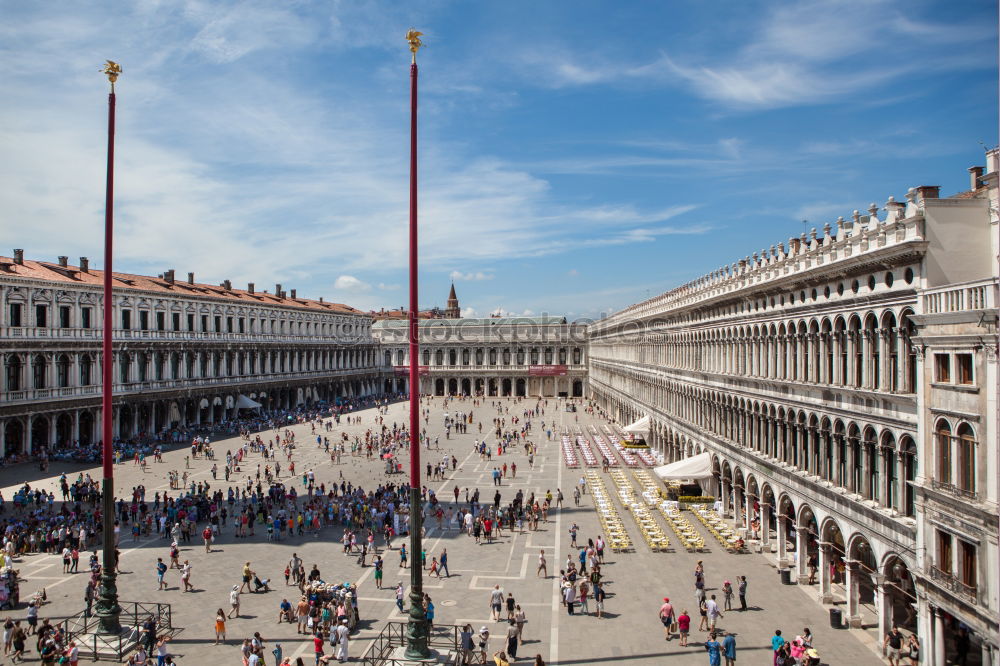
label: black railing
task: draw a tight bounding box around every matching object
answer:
[56,601,173,662]
[929,566,978,605]
[361,622,462,665]
[929,478,977,501]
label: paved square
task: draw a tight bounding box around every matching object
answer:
[0,398,883,664]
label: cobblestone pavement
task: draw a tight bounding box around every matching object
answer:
[0,398,883,665]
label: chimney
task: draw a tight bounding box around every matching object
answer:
[222,279,232,291]
[187,272,194,284]
[164,269,175,284]
[914,185,940,201]
[247,283,255,294]
[969,166,984,191]
[275,283,282,296]
[13,249,23,265]
[58,256,68,267]
[79,257,89,273]
[290,289,297,299]
[319,296,324,304]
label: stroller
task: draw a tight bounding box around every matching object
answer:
[253,575,271,593]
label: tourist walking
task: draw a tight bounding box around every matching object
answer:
[659,597,674,640]
[738,576,748,611]
[704,632,722,666]
[214,609,226,644]
[228,586,241,618]
[722,631,736,666]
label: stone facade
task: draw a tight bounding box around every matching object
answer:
[0,259,380,455]
[588,153,999,662]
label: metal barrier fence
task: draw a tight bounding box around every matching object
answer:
[361,621,461,665]
[56,601,173,662]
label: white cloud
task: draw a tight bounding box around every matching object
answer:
[449,270,494,282]
[377,283,400,291]
[333,275,372,293]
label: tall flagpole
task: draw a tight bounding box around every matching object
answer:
[404,29,430,661]
[96,60,123,635]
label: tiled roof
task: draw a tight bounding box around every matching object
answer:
[0,256,363,315]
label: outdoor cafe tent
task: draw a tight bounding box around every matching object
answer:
[235,394,263,411]
[653,452,718,497]
[623,415,650,437]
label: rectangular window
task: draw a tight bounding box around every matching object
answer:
[187,313,194,331]
[956,353,974,385]
[960,540,977,588]
[201,315,208,332]
[934,353,951,383]
[139,311,149,331]
[81,307,91,329]
[938,531,953,574]
[156,312,165,331]
[214,316,222,332]
[122,310,132,330]
[172,312,180,331]
[227,317,233,333]
[59,306,71,328]
[9,303,22,327]
[35,304,47,327]
[238,318,245,334]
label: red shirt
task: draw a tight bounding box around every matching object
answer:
[314,636,324,654]
[677,614,691,631]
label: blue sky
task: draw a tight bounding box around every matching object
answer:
[0,0,996,319]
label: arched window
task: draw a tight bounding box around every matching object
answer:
[79,354,92,386]
[120,352,131,383]
[32,354,47,389]
[901,437,917,517]
[56,354,71,388]
[956,423,976,494]
[6,355,22,391]
[936,420,952,485]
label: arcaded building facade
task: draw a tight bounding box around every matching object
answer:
[0,256,380,456]
[373,316,588,398]
[588,154,999,662]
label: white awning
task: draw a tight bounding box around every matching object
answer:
[236,394,262,410]
[623,415,650,436]
[653,451,714,480]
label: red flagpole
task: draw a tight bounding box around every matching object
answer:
[96,63,122,635]
[102,89,115,484]
[404,32,430,659]
[408,58,420,495]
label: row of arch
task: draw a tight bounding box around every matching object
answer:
[591,307,918,394]
[3,347,378,392]
[0,377,384,456]
[598,380,918,515]
[385,346,586,368]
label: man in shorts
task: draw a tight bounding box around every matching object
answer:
[883,625,904,665]
[296,596,310,634]
[241,562,254,593]
[658,597,674,641]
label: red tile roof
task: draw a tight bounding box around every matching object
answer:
[0,256,363,315]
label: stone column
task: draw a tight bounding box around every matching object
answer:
[846,560,863,627]
[874,574,889,642]
[760,503,771,548]
[934,606,945,666]
[777,516,788,565]
[818,542,833,603]
[73,411,81,443]
[796,526,809,583]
